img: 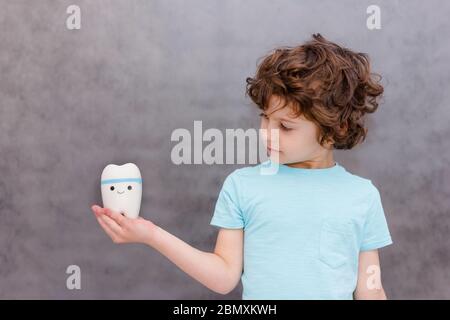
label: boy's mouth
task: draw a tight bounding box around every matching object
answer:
[267,146,280,152]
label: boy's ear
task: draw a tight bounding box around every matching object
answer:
[323,123,348,148]
[324,138,335,149]
[319,132,335,149]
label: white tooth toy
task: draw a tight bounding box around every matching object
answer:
[101,163,142,219]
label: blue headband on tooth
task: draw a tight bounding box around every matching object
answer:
[101,178,142,185]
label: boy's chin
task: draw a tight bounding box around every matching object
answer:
[267,154,285,164]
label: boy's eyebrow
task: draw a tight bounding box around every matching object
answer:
[280,118,299,123]
[261,111,300,123]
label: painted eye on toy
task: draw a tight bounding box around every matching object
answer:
[110,186,115,191]
[128,185,132,190]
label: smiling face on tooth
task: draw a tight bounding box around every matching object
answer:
[100,163,142,219]
[109,183,134,194]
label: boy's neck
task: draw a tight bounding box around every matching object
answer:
[284,151,335,169]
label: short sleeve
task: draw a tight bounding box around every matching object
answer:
[360,185,393,251]
[210,171,244,229]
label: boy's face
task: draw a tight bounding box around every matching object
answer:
[260,95,333,165]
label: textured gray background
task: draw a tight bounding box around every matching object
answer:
[1,0,449,299]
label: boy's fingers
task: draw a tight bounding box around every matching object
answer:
[97,217,119,242]
[91,205,105,216]
[100,215,123,235]
[104,208,126,226]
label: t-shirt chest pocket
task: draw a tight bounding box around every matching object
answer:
[319,218,355,269]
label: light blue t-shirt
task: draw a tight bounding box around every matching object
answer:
[210,160,393,300]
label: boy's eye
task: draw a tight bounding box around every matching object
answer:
[280,123,292,131]
[110,186,115,191]
[259,112,269,119]
[128,185,132,190]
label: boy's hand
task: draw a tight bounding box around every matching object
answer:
[91,205,157,245]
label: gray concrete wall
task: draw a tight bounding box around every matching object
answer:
[0,0,449,299]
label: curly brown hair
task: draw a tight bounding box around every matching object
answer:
[246,33,383,150]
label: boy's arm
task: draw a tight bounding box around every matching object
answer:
[92,205,243,295]
[152,226,243,295]
[353,249,388,300]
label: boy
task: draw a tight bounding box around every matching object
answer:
[91,34,393,299]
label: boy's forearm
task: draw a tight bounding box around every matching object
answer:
[354,287,387,300]
[146,225,235,295]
